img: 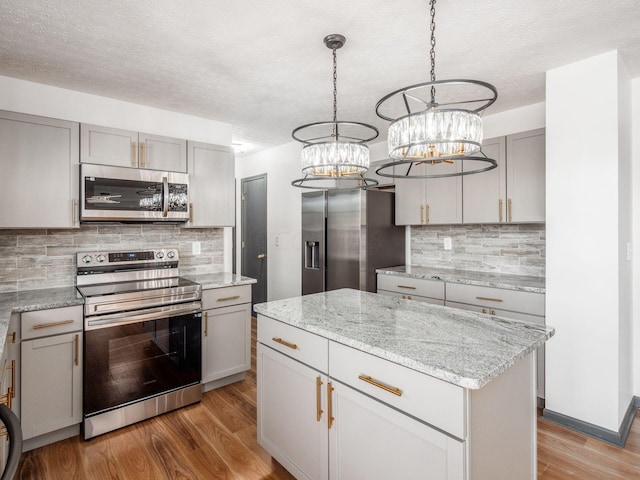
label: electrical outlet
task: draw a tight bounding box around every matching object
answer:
[443,237,452,250]
[275,235,280,247]
[627,242,632,261]
[192,241,201,255]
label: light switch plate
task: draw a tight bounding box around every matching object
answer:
[192,241,201,255]
[443,237,452,250]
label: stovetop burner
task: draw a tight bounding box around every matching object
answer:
[77,276,199,298]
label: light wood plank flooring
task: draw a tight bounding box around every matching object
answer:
[16,319,640,479]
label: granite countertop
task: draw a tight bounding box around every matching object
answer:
[182,272,257,289]
[0,286,85,358]
[254,289,554,390]
[376,265,546,294]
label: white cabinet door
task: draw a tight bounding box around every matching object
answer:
[186,141,235,227]
[80,124,138,168]
[506,129,545,223]
[0,111,79,228]
[424,161,463,225]
[202,303,251,383]
[463,136,506,223]
[21,332,82,440]
[257,344,329,480]
[329,380,464,480]
[139,132,187,172]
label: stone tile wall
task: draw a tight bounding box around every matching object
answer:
[411,224,545,277]
[0,225,224,292]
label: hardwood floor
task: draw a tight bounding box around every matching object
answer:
[16,319,640,479]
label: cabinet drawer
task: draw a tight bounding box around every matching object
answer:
[22,306,83,340]
[446,283,544,316]
[258,316,328,373]
[329,342,465,439]
[377,290,445,306]
[202,285,251,309]
[377,274,445,300]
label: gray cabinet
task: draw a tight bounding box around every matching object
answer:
[20,306,83,441]
[186,141,235,227]
[395,162,463,226]
[0,111,79,228]
[463,129,545,224]
[81,124,187,172]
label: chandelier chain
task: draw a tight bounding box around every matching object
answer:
[332,46,338,123]
[429,0,437,104]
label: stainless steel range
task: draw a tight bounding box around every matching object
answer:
[76,248,202,440]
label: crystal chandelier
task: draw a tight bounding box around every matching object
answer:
[292,34,379,189]
[375,0,498,178]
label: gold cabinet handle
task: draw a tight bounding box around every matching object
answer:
[7,332,16,344]
[217,295,241,302]
[316,376,324,422]
[499,199,504,223]
[0,390,11,409]
[74,334,79,366]
[491,309,496,315]
[141,142,147,168]
[358,374,402,397]
[475,296,503,303]
[397,285,416,290]
[272,337,297,350]
[420,205,424,224]
[425,204,430,224]
[327,382,335,429]
[204,311,209,337]
[482,308,487,314]
[132,141,137,167]
[407,295,412,300]
[33,319,75,330]
[7,360,15,400]
[257,254,266,259]
[189,203,194,224]
[508,198,513,222]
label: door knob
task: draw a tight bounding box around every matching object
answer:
[257,254,266,259]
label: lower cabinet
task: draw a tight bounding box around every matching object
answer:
[0,314,20,471]
[376,274,445,305]
[257,316,465,480]
[20,306,83,441]
[201,285,252,389]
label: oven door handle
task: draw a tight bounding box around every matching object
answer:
[162,176,169,218]
[85,301,202,329]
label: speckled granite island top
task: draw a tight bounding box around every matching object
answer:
[182,272,256,289]
[377,265,545,294]
[254,288,554,389]
[0,286,84,357]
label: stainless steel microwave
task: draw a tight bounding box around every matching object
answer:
[80,164,190,222]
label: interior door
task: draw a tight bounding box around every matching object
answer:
[241,174,268,313]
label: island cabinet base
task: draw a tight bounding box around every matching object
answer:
[256,314,537,480]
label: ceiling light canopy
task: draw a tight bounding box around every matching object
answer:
[291,34,379,190]
[375,0,498,179]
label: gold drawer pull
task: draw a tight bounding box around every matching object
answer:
[131,141,137,167]
[7,332,16,344]
[327,382,335,429]
[33,319,75,329]
[316,376,323,422]
[74,334,79,366]
[272,337,297,350]
[475,296,503,303]
[499,199,504,223]
[204,311,209,337]
[508,198,513,222]
[7,360,14,399]
[358,375,402,397]
[189,203,194,223]
[217,295,241,302]
[397,285,416,290]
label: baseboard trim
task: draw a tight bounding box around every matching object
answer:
[542,397,639,448]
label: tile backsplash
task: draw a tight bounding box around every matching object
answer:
[0,224,224,293]
[411,224,545,277]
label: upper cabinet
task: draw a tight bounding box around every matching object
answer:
[395,161,463,226]
[0,111,79,228]
[186,141,235,227]
[81,124,187,172]
[464,129,545,224]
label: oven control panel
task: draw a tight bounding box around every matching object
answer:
[77,249,179,266]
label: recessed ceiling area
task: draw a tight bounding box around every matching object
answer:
[1,0,640,155]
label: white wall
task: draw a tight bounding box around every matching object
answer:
[546,51,633,431]
[235,141,303,301]
[632,78,640,398]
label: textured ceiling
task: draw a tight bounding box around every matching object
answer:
[1,0,640,155]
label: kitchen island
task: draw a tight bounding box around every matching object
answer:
[255,288,554,480]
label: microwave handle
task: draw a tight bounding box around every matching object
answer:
[162,176,169,217]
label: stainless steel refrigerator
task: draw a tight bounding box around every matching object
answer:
[302,189,405,294]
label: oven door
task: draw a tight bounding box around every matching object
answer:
[80,163,189,221]
[83,310,201,418]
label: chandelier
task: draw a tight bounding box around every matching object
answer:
[375,0,498,179]
[291,34,379,189]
